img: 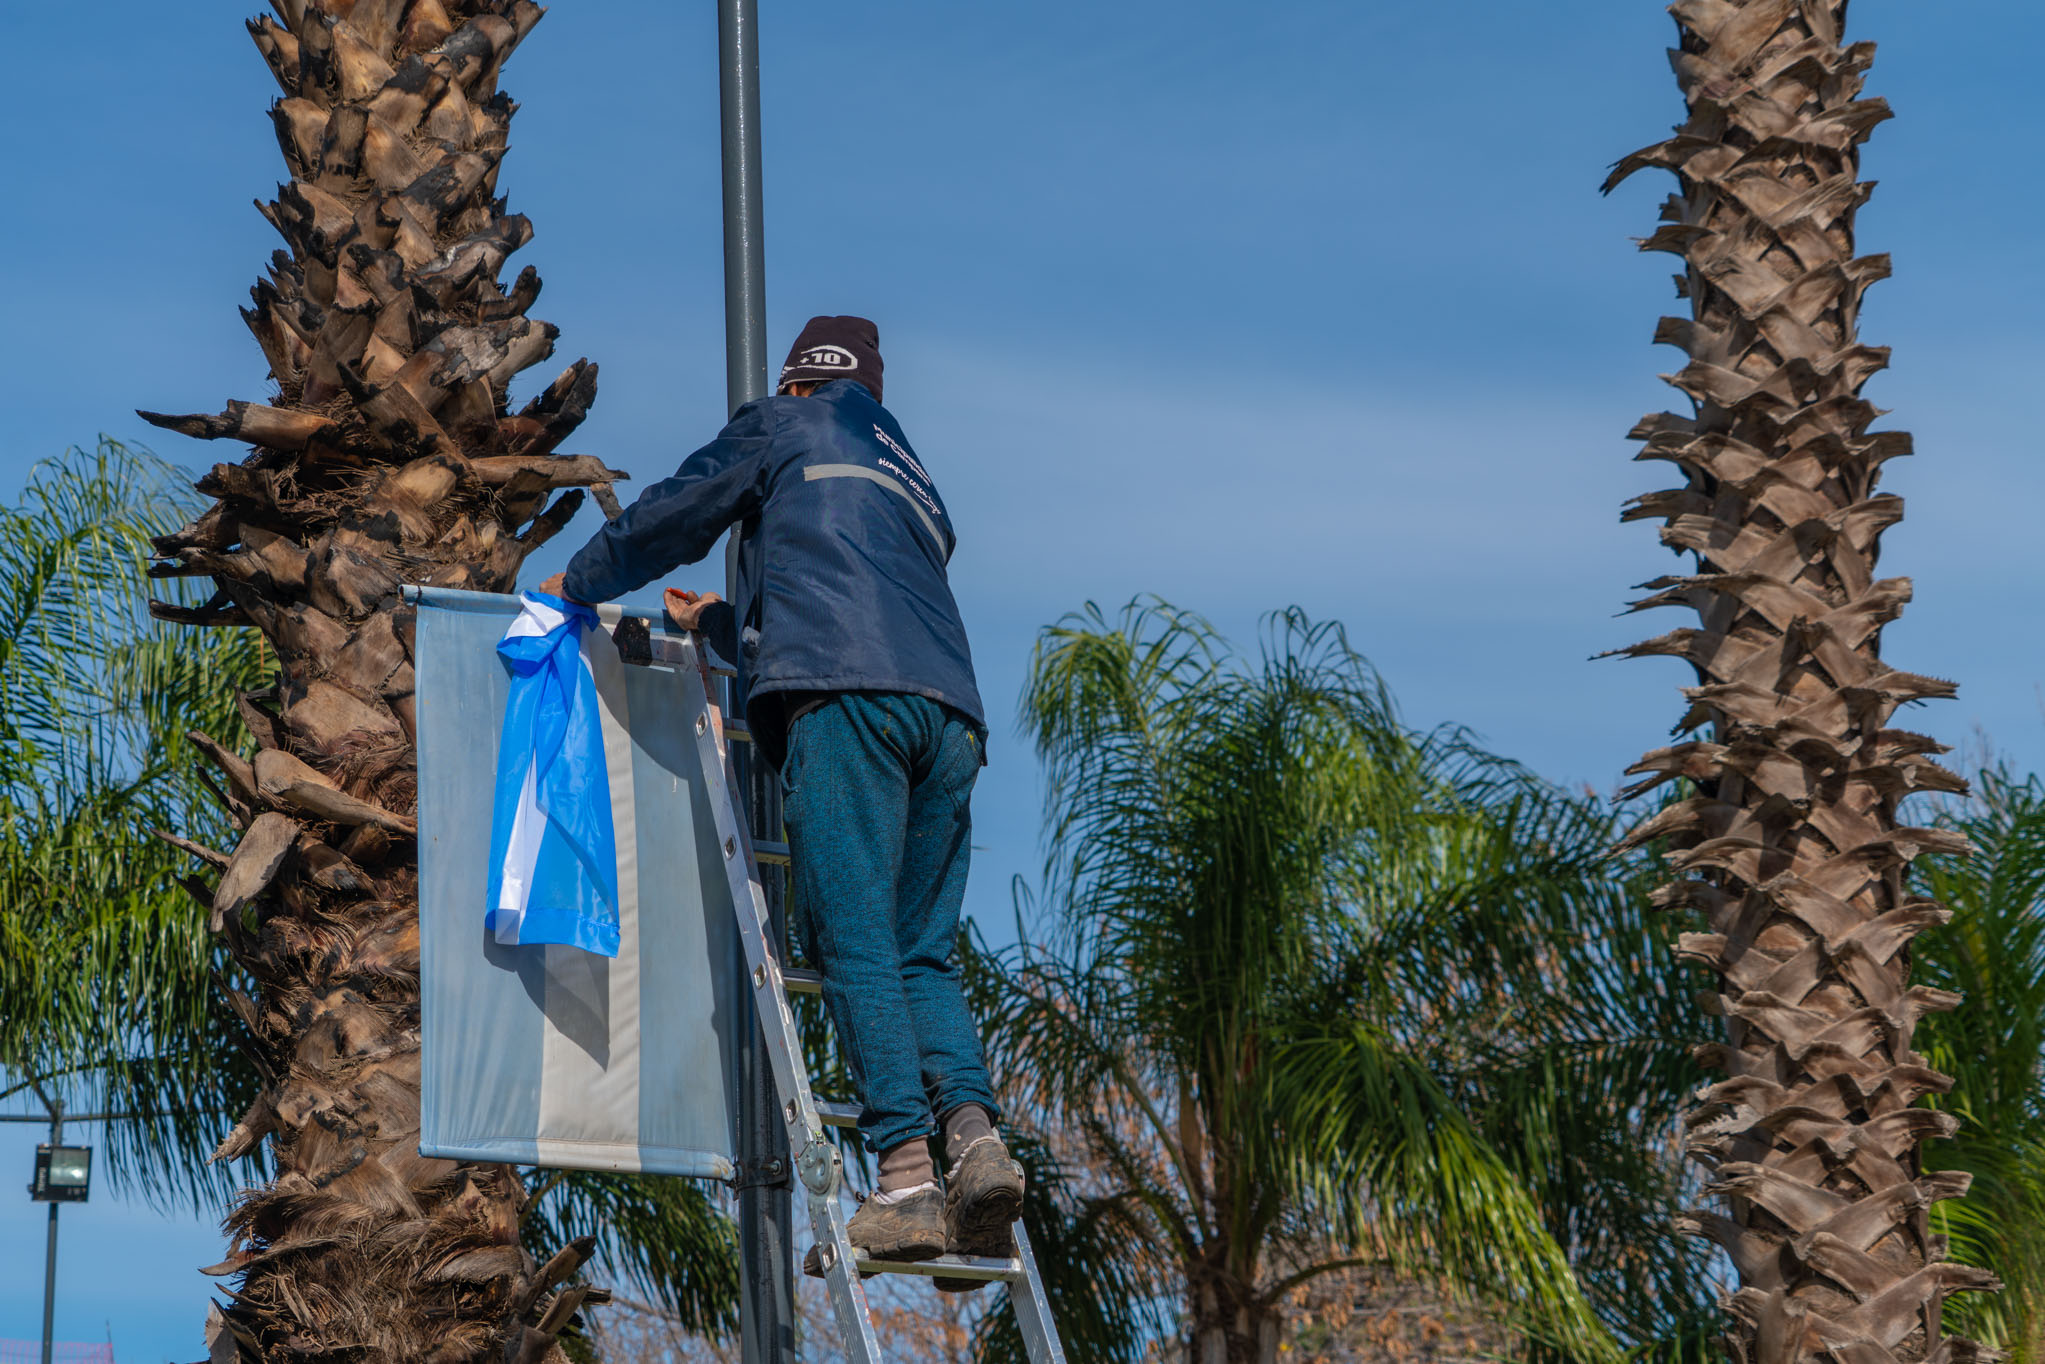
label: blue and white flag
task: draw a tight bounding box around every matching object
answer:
[416,585,741,1178]
[486,591,621,956]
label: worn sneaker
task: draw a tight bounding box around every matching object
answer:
[802,1183,947,1278]
[934,1136,1026,1292]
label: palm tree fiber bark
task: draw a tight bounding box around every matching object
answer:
[1606,4,1998,1362]
[142,1,623,1358]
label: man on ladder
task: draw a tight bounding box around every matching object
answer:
[541,315,1024,1283]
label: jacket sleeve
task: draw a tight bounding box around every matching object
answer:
[561,400,779,603]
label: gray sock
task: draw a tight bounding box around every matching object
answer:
[941,1104,996,1167]
[877,1136,937,1194]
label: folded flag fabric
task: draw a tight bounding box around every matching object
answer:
[487,591,621,956]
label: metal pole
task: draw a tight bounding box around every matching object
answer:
[719,0,768,415]
[717,4,793,1363]
[41,1099,63,1364]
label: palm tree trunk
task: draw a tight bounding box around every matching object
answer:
[143,2,623,1357]
[1188,1278,1279,1364]
[1607,4,1997,1360]
[1186,1231,1280,1364]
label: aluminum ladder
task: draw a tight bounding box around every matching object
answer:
[636,624,1068,1363]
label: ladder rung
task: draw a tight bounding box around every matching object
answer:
[753,839,790,866]
[782,966,823,995]
[815,1100,860,1128]
[856,1252,1024,1283]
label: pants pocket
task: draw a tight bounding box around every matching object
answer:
[937,724,980,822]
[778,719,807,806]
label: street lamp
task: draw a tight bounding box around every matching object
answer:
[31,1143,92,1202]
[3,1083,135,1364]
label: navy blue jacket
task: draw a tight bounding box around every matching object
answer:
[562,379,984,763]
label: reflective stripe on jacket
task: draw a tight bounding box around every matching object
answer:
[561,379,985,763]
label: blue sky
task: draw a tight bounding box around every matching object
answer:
[3,1,2041,1355]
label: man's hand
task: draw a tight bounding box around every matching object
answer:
[536,572,587,603]
[664,587,724,632]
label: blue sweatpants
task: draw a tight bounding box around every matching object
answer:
[779,691,1000,1153]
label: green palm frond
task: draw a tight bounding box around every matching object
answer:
[1259,1012,1611,1359]
[970,1130,1178,1364]
[998,599,1709,1361]
[1917,767,2045,1361]
[1395,787,1716,1353]
[0,439,267,1210]
[523,1169,740,1338]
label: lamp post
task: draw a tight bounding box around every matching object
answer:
[36,1102,76,1364]
[5,1082,108,1364]
[715,4,795,1363]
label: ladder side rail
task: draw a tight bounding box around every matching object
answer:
[677,635,826,1160]
[1008,1222,1069,1364]
[666,629,1070,1363]
[672,634,886,1362]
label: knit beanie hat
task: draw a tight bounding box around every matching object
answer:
[778,315,882,403]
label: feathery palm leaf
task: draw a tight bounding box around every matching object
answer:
[0,439,266,1207]
[966,1125,1178,1364]
[1918,768,2045,1360]
[523,1169,741,1338]
[988,599,1710,1361]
